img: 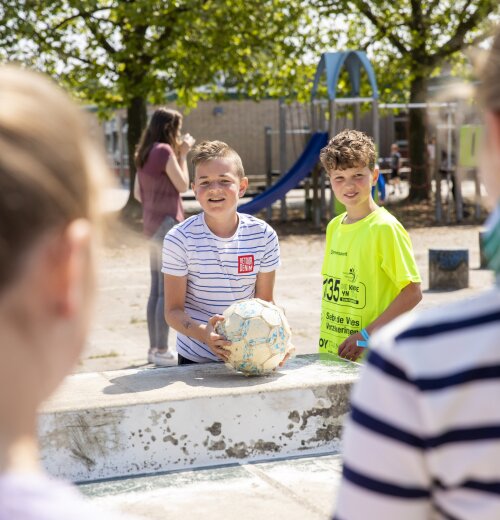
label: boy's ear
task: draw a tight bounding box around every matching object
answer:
[239,176,249,197]
[372,166,380,185]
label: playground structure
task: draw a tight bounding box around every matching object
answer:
[239,51,484,225]
[101,49,485,225]
[239,50,381,226]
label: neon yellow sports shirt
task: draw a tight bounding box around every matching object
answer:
[320,207,421,357]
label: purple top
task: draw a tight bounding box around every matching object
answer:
[0,472,134,520]
[138,142,184,237]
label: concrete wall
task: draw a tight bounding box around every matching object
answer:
[39,355,358,483]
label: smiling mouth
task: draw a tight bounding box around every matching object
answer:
[208,197,225,202]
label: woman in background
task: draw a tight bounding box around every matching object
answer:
[134,108,195,366]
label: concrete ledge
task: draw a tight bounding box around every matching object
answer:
[39,354,358,483]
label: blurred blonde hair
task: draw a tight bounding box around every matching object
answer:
[0,65,110,291]
[191,140,245,179]
[478,27,500,110]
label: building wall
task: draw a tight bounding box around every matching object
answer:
[179,99,280,179]
[98,99,400,184]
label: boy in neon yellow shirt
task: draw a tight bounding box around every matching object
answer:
[319,130,422,361]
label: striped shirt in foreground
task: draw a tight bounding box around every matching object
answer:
[335,287,500,520]
[162,212,280,363]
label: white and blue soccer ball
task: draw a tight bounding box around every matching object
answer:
[216,298,293,376]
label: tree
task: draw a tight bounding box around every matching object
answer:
[0,0,309,211]
[311,0,500,200]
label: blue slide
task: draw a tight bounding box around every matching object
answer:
[238,132,329,215]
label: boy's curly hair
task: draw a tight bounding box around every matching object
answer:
[191,140,245,179]
[320,130,376,172]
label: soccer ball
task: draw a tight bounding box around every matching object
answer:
[216,298,293,376]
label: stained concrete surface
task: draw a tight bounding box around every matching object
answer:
[80,452,343,520]
[40,355,358,483]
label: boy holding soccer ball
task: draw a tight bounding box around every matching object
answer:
[163,141,281,365]
[319,130,422,362]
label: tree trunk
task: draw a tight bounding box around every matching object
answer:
[408,75,430,201]
[122,95,148,216]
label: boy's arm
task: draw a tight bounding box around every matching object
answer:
[164,274,231,360]
[254,270,276,302]
[338,282,422,361]
[336,337,432,517]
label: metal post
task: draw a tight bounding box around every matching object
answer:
[264,126,273,221]
[372,100,380,155]
[304,178,312,220]
[329,100,337,137]
[353,103,360,130]
[474,170,482,220]
[434,136,442,224]
[311,100,317,134]
[279,99,288,221]
[319,102,326,133]
[446,110,453,224]
[454,104,464,222]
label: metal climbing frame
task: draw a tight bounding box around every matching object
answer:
[310,51,380,224]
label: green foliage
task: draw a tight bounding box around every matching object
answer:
[0,0,312,111]
[311,0,500,102]
[310,0,500,200]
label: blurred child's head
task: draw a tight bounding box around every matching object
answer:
[478,27,500,205]
[191,140,245,180]
[320,130,377,173]
[0,65,109,412]
[135,107,183,168]
[391,143,399,152]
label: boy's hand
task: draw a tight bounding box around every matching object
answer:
[338,332,365,362]
[278,344,296,368]
[205,315,231,361]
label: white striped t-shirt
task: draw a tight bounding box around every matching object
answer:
[335,286,500,520]
[162,212,280,362]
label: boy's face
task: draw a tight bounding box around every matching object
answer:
[328,164,379,211]
[192,158,248,217]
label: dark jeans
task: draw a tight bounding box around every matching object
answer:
[147,216,177,351]
[178,353,197,365]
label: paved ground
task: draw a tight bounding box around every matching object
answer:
[80,452,343,520]
[81,183,492,373]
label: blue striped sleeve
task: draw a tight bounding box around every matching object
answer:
[162,229,188,275]
[260,226,280,272]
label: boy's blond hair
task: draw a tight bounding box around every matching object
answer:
[191,140,245,179]
[320,130,376,172]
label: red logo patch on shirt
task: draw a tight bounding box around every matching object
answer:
[238,254,254,273]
